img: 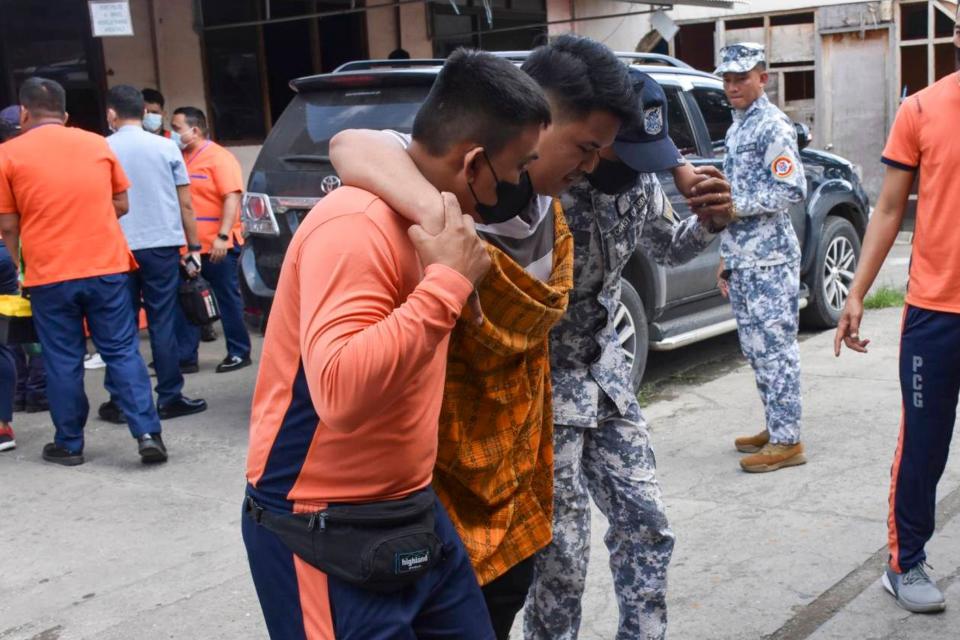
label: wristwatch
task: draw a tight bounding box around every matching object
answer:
[216,233,229,241]
[187,243,202,251]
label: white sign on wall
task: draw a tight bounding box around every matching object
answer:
[89,1,134,37]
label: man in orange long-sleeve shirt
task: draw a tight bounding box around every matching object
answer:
[243,50,550,639]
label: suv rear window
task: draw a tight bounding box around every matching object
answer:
[691,86,733,151]
[259,84,431,168]
[662,85,698,156]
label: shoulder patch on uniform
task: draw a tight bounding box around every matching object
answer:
[772,155,796,180]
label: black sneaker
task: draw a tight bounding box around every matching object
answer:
[158,396,208,420]
[215,355,251,373]
[180,361,200,374]
[200,324,218,342]
[137,433,168,464]
[98,401,127,424]
[13,397,25,412]
[42,442,84,466]
[25,396,49,413]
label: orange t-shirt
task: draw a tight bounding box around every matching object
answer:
[882,73,960,312]
[245,186,473,509]
[183,140,244,253]
[0,124,136,287]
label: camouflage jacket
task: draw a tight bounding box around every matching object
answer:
[549,175,714,427]
[721,93,806,269]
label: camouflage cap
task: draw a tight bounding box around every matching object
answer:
[714,42,765,75]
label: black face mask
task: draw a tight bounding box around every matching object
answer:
[468,152,534,224]
[586,158,640,195]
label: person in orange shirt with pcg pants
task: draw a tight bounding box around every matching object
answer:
[171,107,252,373]
[0,78,166,465]
[835,13,960,615]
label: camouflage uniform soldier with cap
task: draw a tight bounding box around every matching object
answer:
[525,71,735,640]
[715,42,808,472]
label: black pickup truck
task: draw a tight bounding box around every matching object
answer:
[239,53,870,390]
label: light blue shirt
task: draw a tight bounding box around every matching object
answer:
[107,125,190,251]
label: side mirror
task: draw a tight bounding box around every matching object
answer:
[794,122,811,151]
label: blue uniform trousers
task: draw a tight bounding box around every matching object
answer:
[0,244,18,422]
[14,346,46,405]
[176,247,251,365]
[105,247,184,406]
[727,262,802,444]
[29,273,161,452]
[243,487,495,640]
[889,305,960,573]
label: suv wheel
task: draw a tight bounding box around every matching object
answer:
[802,216,861,329]
[616,279,649,393]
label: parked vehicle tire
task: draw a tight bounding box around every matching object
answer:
[802,216,861,329]
[616,279,650,393]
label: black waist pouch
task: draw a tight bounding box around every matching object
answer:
[246,489,444,593]
[179,275,221,326]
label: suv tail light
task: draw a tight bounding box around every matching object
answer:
[242,192,280,236]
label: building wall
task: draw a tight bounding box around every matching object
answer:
[365,2,433,58]
[100,0,206,118]
[100,0,156,89]
[568,0,890,52]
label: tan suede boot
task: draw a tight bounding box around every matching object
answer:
[740,442,807,473]
[734,430,769,453]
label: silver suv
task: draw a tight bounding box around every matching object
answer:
[240,53,870,389]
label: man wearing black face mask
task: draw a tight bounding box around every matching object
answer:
[526,71,734,640]
[331,36,638,638]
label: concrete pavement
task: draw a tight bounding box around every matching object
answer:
[6,240,957,640]
[547,304,960,640]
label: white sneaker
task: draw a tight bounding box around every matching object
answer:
[83,353,106,370]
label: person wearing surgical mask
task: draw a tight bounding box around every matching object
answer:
[141,88,171,139]
[170,106,251,375]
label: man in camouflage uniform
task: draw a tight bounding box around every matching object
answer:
[716,43,808,473]
[525,71,734,640]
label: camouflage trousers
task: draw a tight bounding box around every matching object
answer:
[524,403,675,640]
[727,261,802,444]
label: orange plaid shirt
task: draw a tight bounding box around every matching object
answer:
[434,201,573,585]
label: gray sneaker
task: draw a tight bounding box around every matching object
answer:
[883,564,946,613]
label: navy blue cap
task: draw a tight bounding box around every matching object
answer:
[612,69,685,173]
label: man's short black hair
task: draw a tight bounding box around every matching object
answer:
[387,48,410,60]
[522,34,635,124]
[173,106,208,135]
[412,48,551,156]
[19,77,66,118]
[142,88,165,108]
[107,84,145,120]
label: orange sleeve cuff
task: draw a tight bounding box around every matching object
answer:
[421,264,474,315]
